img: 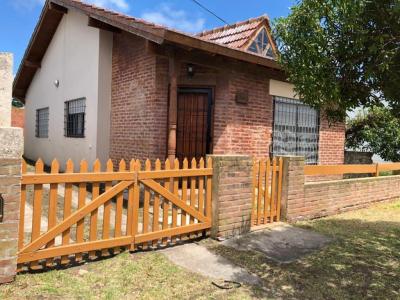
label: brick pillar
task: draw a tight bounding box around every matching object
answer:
[0,51,24,284]
[0,128,23,284]
[280,156,306,222]
[208,155,253,239]
[0,53,12,127]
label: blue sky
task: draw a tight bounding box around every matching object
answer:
[0,0,296,74]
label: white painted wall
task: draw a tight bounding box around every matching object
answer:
[96,30,113,165]
[24,10,112,170]
[269,79,299,100]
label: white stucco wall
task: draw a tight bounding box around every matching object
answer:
[24,10,112,170]
[96,30,113,165]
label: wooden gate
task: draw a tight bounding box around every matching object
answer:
[18,157,212,270]
[251,157,283,227]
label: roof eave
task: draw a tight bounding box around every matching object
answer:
[164,30,281,70]
[12,0,54,101]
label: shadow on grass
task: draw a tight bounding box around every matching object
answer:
[209,218,400,300]
[18,235,207,275]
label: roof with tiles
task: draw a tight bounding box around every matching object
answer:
[197,15,270,50]
[13,0,282,101]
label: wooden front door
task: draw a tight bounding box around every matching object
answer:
[176,88,213,163]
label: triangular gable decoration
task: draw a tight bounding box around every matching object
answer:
[247,27,275,58]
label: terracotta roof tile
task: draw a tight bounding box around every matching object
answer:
[197,15,269,50]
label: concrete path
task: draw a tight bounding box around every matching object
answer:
[162,243,262,286]
[223,223,332,263]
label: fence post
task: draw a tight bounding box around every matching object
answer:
[279,156,305,222]
[375,163,380,177]
[0,52,24,284]
[207,155,253,240]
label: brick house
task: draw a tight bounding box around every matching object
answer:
[13,0,344,170]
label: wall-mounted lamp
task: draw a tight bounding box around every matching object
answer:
[54,79,60,88]
[187,64,195,78]
[0,194,4,223]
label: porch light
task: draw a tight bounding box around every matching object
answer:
[187,64,195,78]
[54,79,60,88]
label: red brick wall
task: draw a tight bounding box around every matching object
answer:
[110,33,167,163]
[0,157,22,283]
[213,69,273,157]
[110,41,344,165]
[318,116,345,164]
[283,156,400,222]
[210,155,253,238]
[11,107,24,128]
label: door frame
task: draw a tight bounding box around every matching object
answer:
[175,87,214,160]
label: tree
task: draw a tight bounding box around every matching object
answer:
[346,107,400,161]
[274,0,400,122]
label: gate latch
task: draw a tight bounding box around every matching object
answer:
[0,194,4,223]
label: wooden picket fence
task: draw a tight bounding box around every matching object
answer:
[251,157,283,226]
[18,157,212,270]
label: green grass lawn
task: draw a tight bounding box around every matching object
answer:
[1,200,399,299]
[207,200,400,299]
[0,251,260,300]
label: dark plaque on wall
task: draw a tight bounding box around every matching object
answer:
[235,90,249,105]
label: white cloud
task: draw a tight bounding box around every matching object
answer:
[141,4,205,34]
[10,0,129,12]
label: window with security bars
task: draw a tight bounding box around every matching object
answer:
[35,107,49,138]
[272,96,320,164]
[64,98,86,138]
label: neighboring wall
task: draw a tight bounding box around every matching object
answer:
[282,156,400,222]
[344,151,373,164]
[11,107,24,128]
[24,10,112,169]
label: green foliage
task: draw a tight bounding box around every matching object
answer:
[346,107,400,161]
[274,0,400,122]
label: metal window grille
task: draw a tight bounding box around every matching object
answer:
[35,107,49,138]
[64,98,86,138]
[272,96,320,164]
